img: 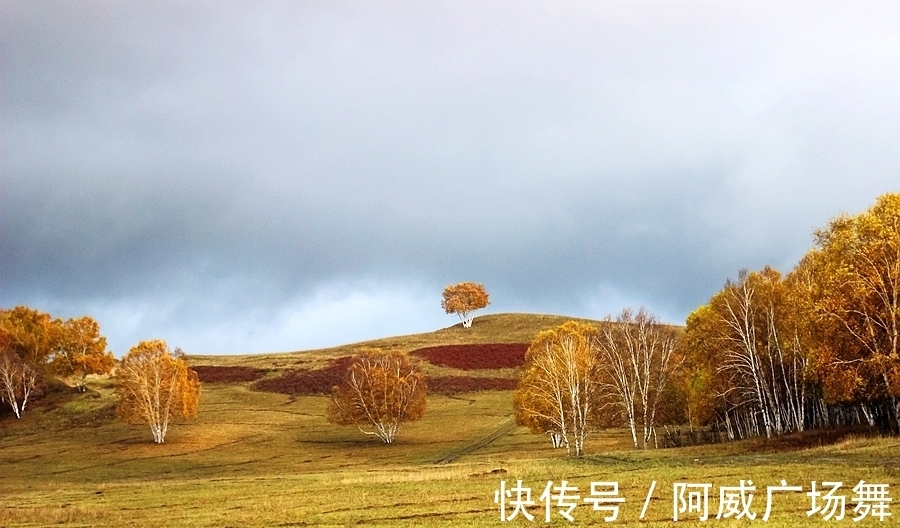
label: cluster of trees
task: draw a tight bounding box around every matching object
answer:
[0,307,114,417]
[7,192,898,451]
[513,193,900,454]
[0,307,200,444]
[513,312,680,455]
[681,192,900,439]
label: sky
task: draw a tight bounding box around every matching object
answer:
[2,1,899,355]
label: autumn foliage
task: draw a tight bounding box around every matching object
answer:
[441,282,490,328]
[0,307,113,416]
[805,193,900,405]
[514,321,609,456]
[49,316,115,391]
[327,350,426,444]
[681,193,900,438]
[116,340,201,444]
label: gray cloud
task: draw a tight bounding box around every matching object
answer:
[2,1,899,354]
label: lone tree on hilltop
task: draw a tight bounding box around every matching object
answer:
[116,340,200,444]
[327,349,426,444]
[441,282,490,328]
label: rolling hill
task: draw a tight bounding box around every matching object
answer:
[1,313,897,527]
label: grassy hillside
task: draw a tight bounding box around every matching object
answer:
[187,313,597,369]
[1,313,897,527]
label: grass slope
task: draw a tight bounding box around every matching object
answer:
[1,313,898,527]
[186,313,595,369]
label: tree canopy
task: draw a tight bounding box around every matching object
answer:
[116,340,201,444]
[514,321,609,456]
[49,316,114,391]
[327,349,426,444]
[679,193,900,438]
[441,282,490,328]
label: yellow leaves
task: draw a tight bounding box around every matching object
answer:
[515,320,606,455]
[115,340,201,443]
[49,316,114,384]
[441,282,490,327]
[326,349,426,444]
[0,306,55,366]
[808,192,900,399]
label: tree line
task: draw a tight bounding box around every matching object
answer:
[513,192,900,455]
[0,308,198,443]
[680,192,900,440]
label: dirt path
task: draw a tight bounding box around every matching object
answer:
[433,418,518,464]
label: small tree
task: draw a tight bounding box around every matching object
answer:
[116,340,200,444]
[441,282,490,328]
[50,316,114,392]
[327,349,426,444]
[0,349,41,419]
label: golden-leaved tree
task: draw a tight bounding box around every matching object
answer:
[0,307,52,417]
[803,193,900,417]
[116,340,200,444]
[327,349,426,444]
[49,316,115,392]
[514,321,610,456]
[441,282,490,328]
[0,306,56,366]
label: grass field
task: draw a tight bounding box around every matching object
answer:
[1,314,898,527]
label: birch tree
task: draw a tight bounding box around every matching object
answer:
[596,308,681,449]
[116,340,201,443]
[441,282,490,328]
[0,350,40,419]
[514,321,609,456]
[327,349,426,444]
[684,268,816,439]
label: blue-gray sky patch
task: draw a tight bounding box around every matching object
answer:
[2,1,899,354]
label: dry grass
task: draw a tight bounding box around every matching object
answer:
[2,313,897,527]
[186,313,597,370]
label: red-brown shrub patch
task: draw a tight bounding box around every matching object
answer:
[411,343,528,370]
[250,355,519,396]
[192,366,268,383]
[251,356,356,396]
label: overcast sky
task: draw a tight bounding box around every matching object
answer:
[2,1,899,355]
